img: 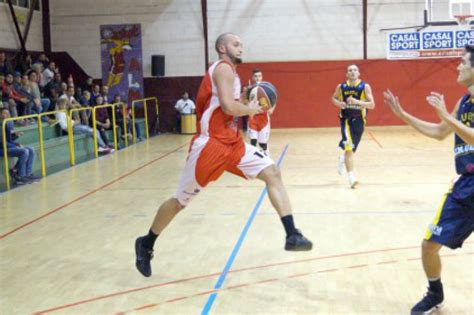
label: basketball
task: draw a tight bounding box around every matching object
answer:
[247,81,278,111]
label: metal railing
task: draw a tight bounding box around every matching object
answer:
[1,97,160,190]
[131,97,159,143]
[112,102,130,147]
[91,104,118,157]
[38,109,69,175]
[68,107,93,164]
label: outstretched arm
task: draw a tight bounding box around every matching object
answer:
[427,92,474,145]
[383,90,453,140]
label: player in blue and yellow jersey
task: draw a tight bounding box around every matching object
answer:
[384,45,474,315]
[332,64,375,188]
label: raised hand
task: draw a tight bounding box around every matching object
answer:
[383,89,404,118]
[426,92,449,118]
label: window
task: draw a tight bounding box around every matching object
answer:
[450,0,473,19]
[18,0,28,8]
[0,0,40,11]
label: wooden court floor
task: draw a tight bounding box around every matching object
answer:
[0,127,472,315]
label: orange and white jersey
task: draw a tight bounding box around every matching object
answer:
[248,112,270,132]
[195,60,242,145]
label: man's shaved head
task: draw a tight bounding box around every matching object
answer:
[215,32,237,53]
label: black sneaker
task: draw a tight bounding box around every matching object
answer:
[27,174,41,182]
[411,289,444,315]
[135,237,154,277]
[285,230,313,251]
[14,176,30,185]
[9,169,20,181]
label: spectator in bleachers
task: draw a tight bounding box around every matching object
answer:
[79,90,92,123]
[0,52,13,76]
[55,97,112,154]
[44,72,62,101]
[59,82,68,96]
[80,90,91,106]
[91,84,101,105]
[2,73,27,121]
[42,61,56,87]
[94,95,113,148]
[0,108,40,185]
[31,63,45,89]
[36,53,49,69]
[65,85,88,125]
[113,94,142,142]
[15,73,41,115]
[74,86,82,101]
[28,72,53,115]
[66,74,74,87]
[81,77,94,93]
[101,85,110,104]
[12,72,23,89]
[16,54,33,75]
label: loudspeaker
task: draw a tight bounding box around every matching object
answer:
[151,55,165,77]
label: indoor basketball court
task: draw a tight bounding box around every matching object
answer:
[1,1,473,315]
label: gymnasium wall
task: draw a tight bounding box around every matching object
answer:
[49,0,427,76]
[49,0,205,78]
[0,3,43,51]
[237,58,465,128]
[45,0,465,130]
[206,0,426,62]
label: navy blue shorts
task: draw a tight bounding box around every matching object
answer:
[425,175,474,249]
[338,117,365,153]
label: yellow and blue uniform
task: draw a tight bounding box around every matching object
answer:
[425,94,474,249]
[338,80,367,152]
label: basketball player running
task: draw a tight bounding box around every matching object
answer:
[331,65,375,188]
[247,69,275,156]
[135,33,312,277]
[384,45,474,314]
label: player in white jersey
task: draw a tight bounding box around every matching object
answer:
[134,33,313,278]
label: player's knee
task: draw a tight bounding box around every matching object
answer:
[422,239,441,255]
[259,164,281,183]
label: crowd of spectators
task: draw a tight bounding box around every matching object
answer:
[0,51,140,186]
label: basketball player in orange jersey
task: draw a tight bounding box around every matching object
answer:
[247,69,275,156]
[331,64,375,188]
[134,33,312,277]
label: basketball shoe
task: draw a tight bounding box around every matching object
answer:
[135,237,154,277]
[348,172,358,188]
[411,289,443,314]
[285,230,313,251]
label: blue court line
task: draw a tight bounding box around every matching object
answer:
[258,210,434,216]
[201,144,289,315]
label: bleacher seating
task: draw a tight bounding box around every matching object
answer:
[0,118,147,190]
